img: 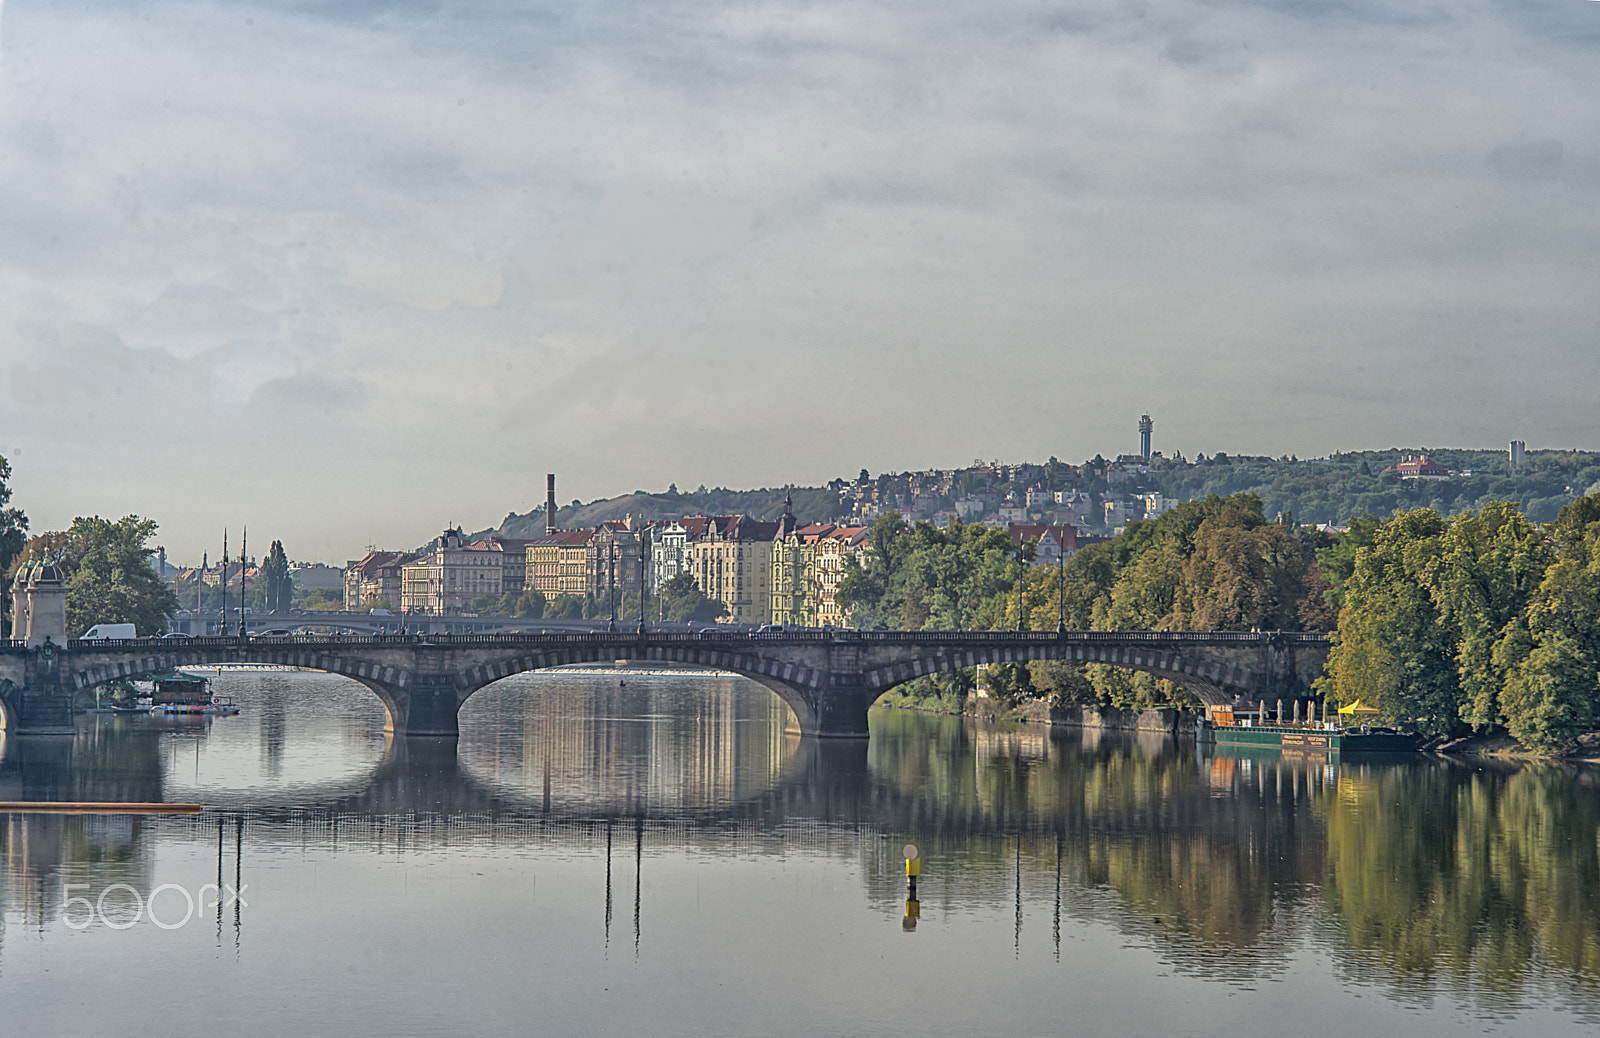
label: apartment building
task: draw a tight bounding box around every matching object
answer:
[690,515,781,625]
[344,551,414,611]
[399,527,504,615]
[525,529,595,597]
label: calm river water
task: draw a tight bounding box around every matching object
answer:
[2,670,1598,1036]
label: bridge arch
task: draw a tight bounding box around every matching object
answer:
[5,630,1328,737]
[862,641,1291,707]
[451,643,828,735]
[66,650,413,733]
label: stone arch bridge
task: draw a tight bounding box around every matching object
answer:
[0,629,1329,737]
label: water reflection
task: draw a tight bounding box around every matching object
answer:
[0,671,1596,1031]
[458,672,796,815]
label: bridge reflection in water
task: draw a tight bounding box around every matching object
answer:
[0,672,1598,1026]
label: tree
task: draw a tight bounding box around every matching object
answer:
[1318,510,1462,737]
[15,515,181,638]
[298,588,343,611]
[1427,502,1554,729]
[0,454,27,637]
[259,540,293,612]
[1314,513,1382,610]
[1494,495,1600,750]
[546,594,587,620]
[838,514,1019,632]
[656,574,728,623]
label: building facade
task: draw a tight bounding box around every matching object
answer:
[1007,523,1080,566]
[524,529,595,598]
[585,520,649,604]
[399,528,504,615]
[813,526,868,627]
[344,551,413,611]
[649,521,696,592]
[690,515,780,625]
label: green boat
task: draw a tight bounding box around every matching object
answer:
[1203,721,1420,759]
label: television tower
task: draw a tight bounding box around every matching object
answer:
[1139,414,1153,461]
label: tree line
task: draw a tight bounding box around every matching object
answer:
[840,494,1334,712]
[842,492,1600,752]
[1321,494,1600,752]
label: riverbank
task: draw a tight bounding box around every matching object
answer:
[962,696,1200,734]
[915,694,1600,762]
[1430,730,1600,765]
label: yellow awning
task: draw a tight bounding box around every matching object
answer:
[1337,699,1380,715]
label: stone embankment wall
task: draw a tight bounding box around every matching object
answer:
[965,698,1199,734]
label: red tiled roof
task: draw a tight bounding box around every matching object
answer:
[533,529,595,547]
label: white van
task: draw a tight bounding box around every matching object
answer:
[81,623,137,640]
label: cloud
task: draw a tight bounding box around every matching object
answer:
[1,0,1597,560]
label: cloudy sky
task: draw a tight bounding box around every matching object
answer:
[1,0,1596,562]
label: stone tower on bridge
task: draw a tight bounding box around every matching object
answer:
[10,562,67,647]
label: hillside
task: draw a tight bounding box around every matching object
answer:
[483,485,842,540]
[470,446,1600,542]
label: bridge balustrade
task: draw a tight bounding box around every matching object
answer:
[58,628,1329,652]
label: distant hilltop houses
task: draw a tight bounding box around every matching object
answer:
[162,416,1590,625]
[1384,454,1451,480]
[340,511,1086,627]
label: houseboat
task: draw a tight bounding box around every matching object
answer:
[149,672,239,715]
[1200,697,1419,759]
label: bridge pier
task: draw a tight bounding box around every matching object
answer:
[359,675,460,738]
[1,644,76,735]
[802,679,879,739]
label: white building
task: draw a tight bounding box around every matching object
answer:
[650,521,695,591]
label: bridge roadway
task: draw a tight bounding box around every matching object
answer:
[0,629,1328,738]
[170,610,627,636]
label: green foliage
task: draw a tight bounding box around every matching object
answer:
[1315,512,1381,610]
[838,514,1021,632]
[1156,448,1599,528]
[0,454,28,637]
[18,515,181,638]
[1007,494,1332,711]
[260,540,293,612]
[76,677,140,709]
[1319,510,1461,737]
[848,497,1335,713]
[1321,496,1600,750]
[297,587,344,611]
[545,594,587,620]
[656,574,729,623]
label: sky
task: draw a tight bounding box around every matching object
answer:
[1,0,1597,563]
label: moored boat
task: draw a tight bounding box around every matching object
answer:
[1200,697,1420,758]
[147,671,238,716]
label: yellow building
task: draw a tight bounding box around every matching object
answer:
[771,523,840,626]
[524,529,594,597]
[690,515,781,625]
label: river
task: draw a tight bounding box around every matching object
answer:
[1,670,1596,1036]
